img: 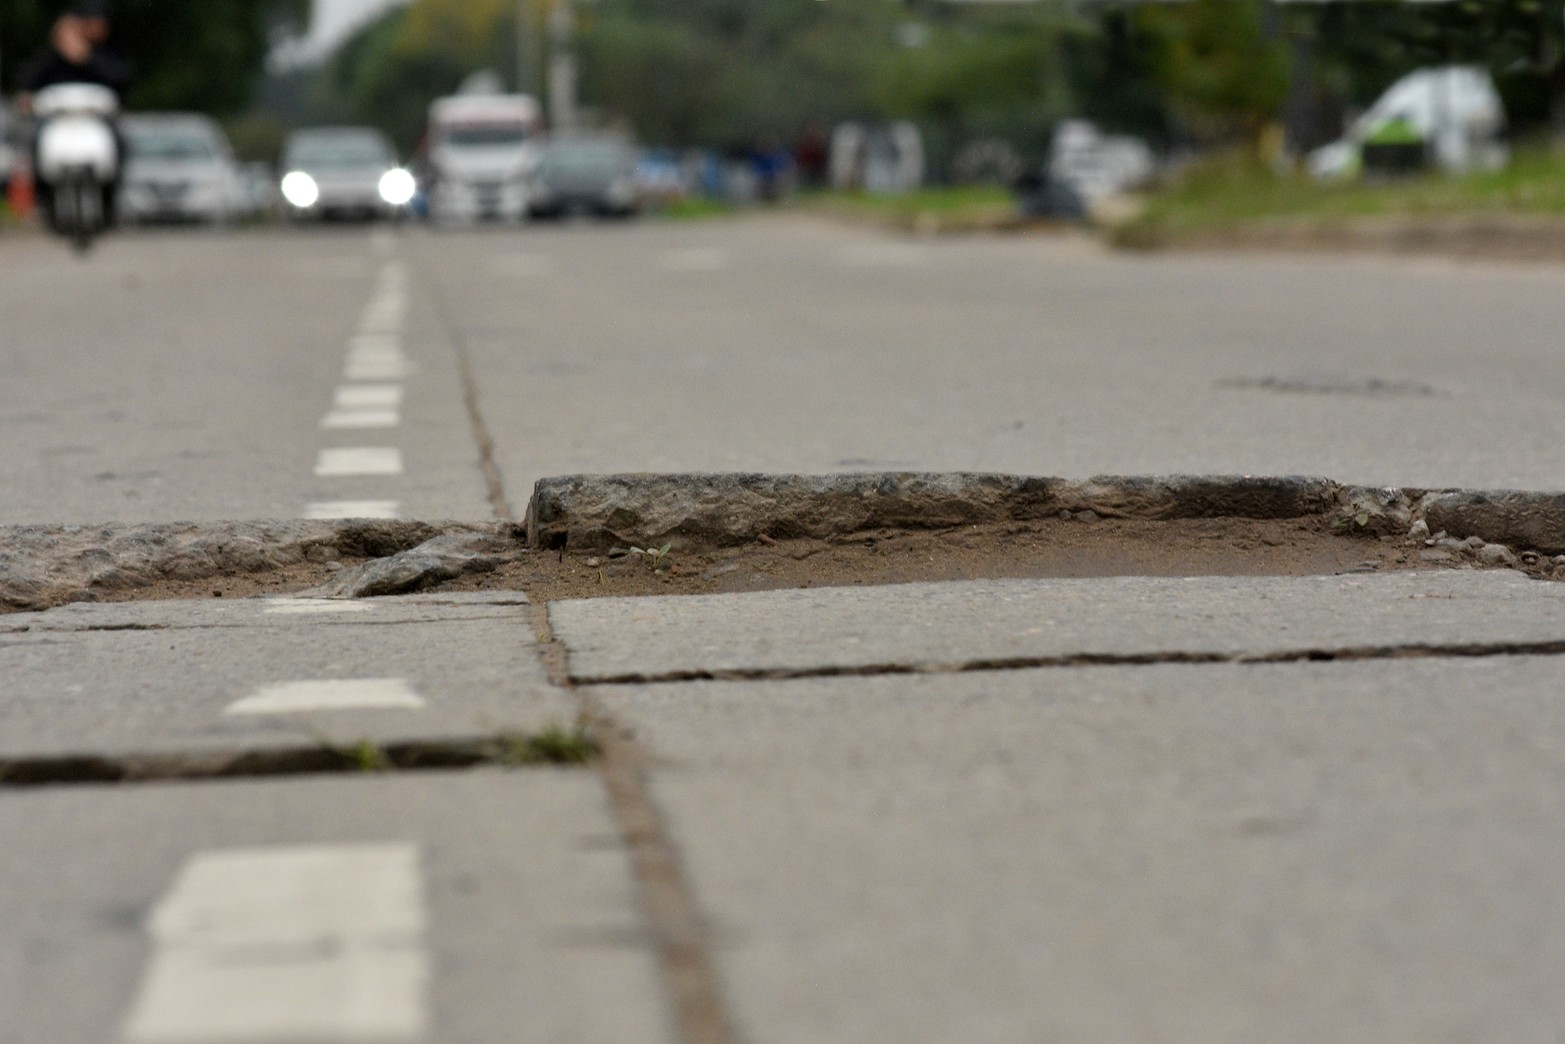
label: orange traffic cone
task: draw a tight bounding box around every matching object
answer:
[6,164,36,220]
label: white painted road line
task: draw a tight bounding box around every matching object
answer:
[658,247,729,273]
[303,500,400,520]
[345,354,411,382]
[349,332,402,355]
[263,598,374,615]
[226,678,426,715]
[335,384,403,409]
[314,448,403,477]
[120,843,429,1043]
[321,408,399,430]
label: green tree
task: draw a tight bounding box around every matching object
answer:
[1134,0,1288,147]
[2,0,309,114]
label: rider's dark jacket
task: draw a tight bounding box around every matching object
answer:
[21,45,131,98]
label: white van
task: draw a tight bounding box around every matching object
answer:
[425,93,542,222]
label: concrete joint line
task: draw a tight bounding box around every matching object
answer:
[0,729,596,789]
[524,602,741,1044]
[568,638,1565,689]
[421,270,513,521]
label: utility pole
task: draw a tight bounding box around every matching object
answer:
[516,0,528,94]
[548,0,577,130]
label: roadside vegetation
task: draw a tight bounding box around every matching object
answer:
[1111,145,1565,249]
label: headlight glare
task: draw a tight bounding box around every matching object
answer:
[378,168,416,206]
[280,171,318,208]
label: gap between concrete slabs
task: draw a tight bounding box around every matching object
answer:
[10,473,1565,612]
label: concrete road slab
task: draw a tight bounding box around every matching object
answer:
[415,220,1565,492]
[551,570,1565,681]
[11,591,531,632]
[0,597,566,759]
[0,770,669,1044]
[595,657,1565,1043]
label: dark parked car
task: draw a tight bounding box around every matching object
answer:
[526,134,638,219]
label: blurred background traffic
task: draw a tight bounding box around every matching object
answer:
[0,0,1561,239]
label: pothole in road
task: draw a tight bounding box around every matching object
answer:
[441,515,1537,602]
[2,515,1551,615]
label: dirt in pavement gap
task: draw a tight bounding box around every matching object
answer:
[42,514,1541,610]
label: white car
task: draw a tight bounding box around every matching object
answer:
[278,127,413,222]
[118,113,253,225]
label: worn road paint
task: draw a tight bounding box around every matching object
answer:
[345,355,411,382]
[314,448,403,477]
[321,408,400,430]
[263,598,375,615]
[225,678,426,715]
[302,500,400,520]
[335,384,403,409]
[120,843,429,1043]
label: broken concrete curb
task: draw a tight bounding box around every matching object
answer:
[300,531,518,599]
[0,519,517,612]
[524,473,1343,551]
[524,472,1565,564]
[13,476,1565,612]
[1422,492,1565,556]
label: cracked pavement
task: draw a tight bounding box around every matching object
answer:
[5,220,1565,1041]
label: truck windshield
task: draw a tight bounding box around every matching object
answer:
[439,124,531,148]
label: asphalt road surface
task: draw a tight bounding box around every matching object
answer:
[6,218,1565,525]
[5,219,1565,1042]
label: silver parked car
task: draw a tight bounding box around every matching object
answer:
[118,114,252,225]
[279,127,413,222]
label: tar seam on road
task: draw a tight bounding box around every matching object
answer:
[567,637,1565,687]
[0,732,594,788]
[422,273,515,521]
[421,261,741,1044]
[526,600,742,1044]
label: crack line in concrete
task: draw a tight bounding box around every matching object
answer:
[422,271,514,521]
[3,613,525,636]
[569,638,1565,687]
[525,601,741,1044]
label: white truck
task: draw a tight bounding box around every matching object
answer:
[424,93,542,223]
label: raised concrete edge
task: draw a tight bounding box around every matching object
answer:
[525,472,1565,559]
[0,519,520,613]
[9,477,1565,613]
[524,472,1341,550]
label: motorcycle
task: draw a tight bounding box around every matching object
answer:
[32,82,119,253]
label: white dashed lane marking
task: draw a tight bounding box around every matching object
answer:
[321,408,399,430]
[303,500,400,519]
[335,384,403,409]
[314,448,403,477]
[120,843,429,1043]
[225,678,426,715]
[263,598,374,615]
[344,334,411,382]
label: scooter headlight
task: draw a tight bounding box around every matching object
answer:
[280,171,318,208]
[378,168,416,206]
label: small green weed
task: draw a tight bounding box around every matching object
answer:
[629,542,674,571]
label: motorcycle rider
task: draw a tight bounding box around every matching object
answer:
[18,1,131,228]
